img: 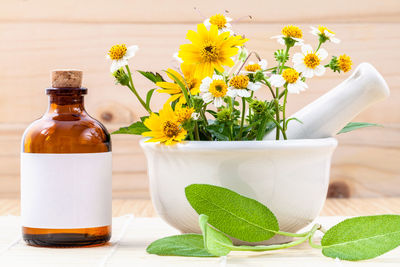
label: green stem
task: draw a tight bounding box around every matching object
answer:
[274,91,280,140]
[316,41,322,52]
[237,98,246,140]
[263,79,276,99]
[194,122,200,140]
[227,224,321,252]
[277,46,290,75]
[282,88,288,140]
[125,66,151,113]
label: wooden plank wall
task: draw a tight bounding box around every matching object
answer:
[0,0,399,198]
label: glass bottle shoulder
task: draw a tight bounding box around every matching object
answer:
[22,113,111,153]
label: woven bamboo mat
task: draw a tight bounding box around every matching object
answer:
[0,216,399,266]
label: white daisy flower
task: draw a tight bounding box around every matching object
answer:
[269,68,308,94]
[204,14,233,34]
[271,25,304,46]
[227,75,262,98]
[107,44,138,73]
[173,52,183,63]
[200,75,230,108]
[310,26,340,44]
[242,59,268,74]
[292,44,328,78]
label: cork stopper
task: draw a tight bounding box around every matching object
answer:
[51,69,83,88]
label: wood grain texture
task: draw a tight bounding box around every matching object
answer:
[0,1,399,198]
[1,0,399,23]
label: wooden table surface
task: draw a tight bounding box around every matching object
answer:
[1,197,400,217]
[1,198,400,266]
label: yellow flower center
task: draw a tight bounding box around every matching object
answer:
[176,107,194,123]
[245,64,261,72]
[282,69,299,84]
[338,54,352,73]
[162,120,181,138]
[281,25,303,39]
[229,75,249,89]
[303,53,320,69]
[318,25,335,35]
[209,80,228,97]
[209,14,227,29]
[200,43,219,62]
[108,44,127,60]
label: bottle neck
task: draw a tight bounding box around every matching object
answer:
[45,88,87,115]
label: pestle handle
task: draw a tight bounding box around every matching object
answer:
[263,63,390,140]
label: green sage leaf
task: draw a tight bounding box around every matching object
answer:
[322,215,400,261]
[199,214,232,256]
[112,121,149,135]
[146,234,216,257]
[337,122,382,134]
[185,184,279,242]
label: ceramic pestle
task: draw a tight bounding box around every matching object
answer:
[263,62,390,140]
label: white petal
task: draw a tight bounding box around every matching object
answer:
[331,37,341,44]
[200,77,213,92]
[124,45,139,59]
[297,80,308,90]
[248,61,255,65]
[226,89,237,97]
[287,83,301,94]
[314,65,326,76]
[110,59,127,73]
[277,38,285,45]
[310,26,319,36]
[214,97,223,107]
[302,68,314,78]
[225,23,232,28]
[202,93,213,103]
[292,53,304,64]
[237,89,250,98]
[301,44,313,55]
[226,17,233,22]
[259,59,268,70]
[173,52,183,63]
[269,74,285,87]
[294,63,307,73]
[203,19,211,27]
[212,74,224,80]
[324,31,334,38]
[248,82,261,91]
[316,48,328,60]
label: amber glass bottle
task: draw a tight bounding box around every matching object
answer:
[21,70,112,247]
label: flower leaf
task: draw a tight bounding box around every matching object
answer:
[137,70,164,83]
[146,234,216,257]
[199,214,232,256]
[322,215,400,261]
[337,122,382,134]
[145,88,156,111]
[185,184,279,242]
[112,121,149,135]
[165,70,191,106]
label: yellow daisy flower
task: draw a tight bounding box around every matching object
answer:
[338,54,352,73]
[175,103,195,123]
[142,104,187,145]
[156,63,200,103]
[178,24,248,79]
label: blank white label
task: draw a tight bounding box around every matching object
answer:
[21,152,112,229]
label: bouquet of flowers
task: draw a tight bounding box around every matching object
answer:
[107,14,352,145]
